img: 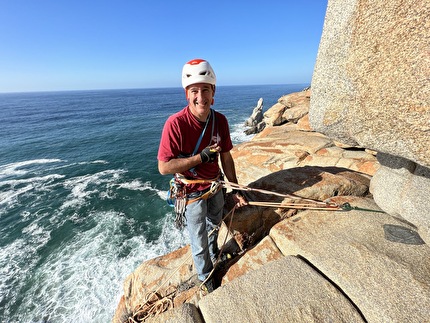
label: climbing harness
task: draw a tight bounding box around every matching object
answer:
[167,173,222,229]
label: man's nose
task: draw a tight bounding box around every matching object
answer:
[196,90,206,99]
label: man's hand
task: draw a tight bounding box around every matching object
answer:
[232,189,248,207]
[200,145,220,163]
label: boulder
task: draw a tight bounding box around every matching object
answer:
[370,153,430,244]
[118,245,199,320]
[221,235,283,284]
[244,98,266,135]
[244,98,264,127]
[264,89,311,127]
[145,303,203,323]
[199,256,365,323]
[232,125,378,186]
[270,196,430,322]
[309,0,430,245]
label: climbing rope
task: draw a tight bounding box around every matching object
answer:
[220,180,333,206]
[128,286,177,322]
[248,201,341,211]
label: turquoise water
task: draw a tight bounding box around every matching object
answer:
[0,84,307,322]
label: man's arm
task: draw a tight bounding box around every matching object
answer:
[220,151,248,206]
[220,151,239,184]
[158,155,201,175]
[158,145,220,175]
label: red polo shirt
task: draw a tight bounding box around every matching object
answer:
[158,106,233,192]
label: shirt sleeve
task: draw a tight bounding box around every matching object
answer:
[157,116,181,162]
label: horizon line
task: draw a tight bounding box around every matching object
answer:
[0,82,311,95]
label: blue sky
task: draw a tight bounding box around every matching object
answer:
[0,1,328,93]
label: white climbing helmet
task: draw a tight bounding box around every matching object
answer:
[181,59,216,89]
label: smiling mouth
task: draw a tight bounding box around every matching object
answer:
[194,100,208,106]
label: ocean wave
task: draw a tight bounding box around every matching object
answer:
[114,179,167,202]
[61,169,127,210]
[116,179,154,192]
[78,160,109,165]
[0,159,63,179]
[0,221,51,319]
[0,174,66,212]
[0,184,34,210]
[0,174,65,188]
[230,121,255,144]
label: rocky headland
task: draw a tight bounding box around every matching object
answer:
[113,0,429,321]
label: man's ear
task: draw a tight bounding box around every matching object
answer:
[184,88,189,100]
[211,85,216,105]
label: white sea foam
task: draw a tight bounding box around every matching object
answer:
[230,122,255,144]
[61,169,127,209]
[0,238,32,314]
[10,210,186,322]
[0,184,34,209]
[77,160,109,165]
[116,179,153,191]
[0,159,63,179]
[114,179,167,201]
[157,189,168,201]
[0,220,51,319]
[0,174,65,212]
[0,174,65,188]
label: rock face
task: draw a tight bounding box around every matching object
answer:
[310,0,430,244]
[310,0,430,168]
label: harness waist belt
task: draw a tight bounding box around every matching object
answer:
[186,185,222,205]
[187,187,211,199]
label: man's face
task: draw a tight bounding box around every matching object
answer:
[186,83,214,119]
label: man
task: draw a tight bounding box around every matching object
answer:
[157,58,247,292]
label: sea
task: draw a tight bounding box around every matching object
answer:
[0,84,307,322]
